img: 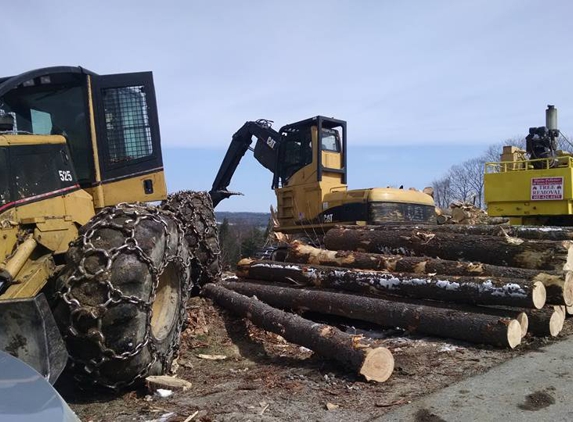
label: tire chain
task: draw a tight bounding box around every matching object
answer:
[56,202,191,390]
[161,191,222,287]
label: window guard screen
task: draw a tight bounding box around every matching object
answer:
[102,85,153,165]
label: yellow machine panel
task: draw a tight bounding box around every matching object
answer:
[85,170,168,208]
[484,106,573,225]
[485,156,573,224]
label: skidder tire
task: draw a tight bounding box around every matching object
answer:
[162,191,221,287]
[53,204,191,390]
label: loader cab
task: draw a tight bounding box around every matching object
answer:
[273,116,347,188]
[273,116,348,228]
[0,66,167,209]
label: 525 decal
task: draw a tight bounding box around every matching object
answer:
[59,170,72,182]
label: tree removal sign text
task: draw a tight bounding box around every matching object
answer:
[531,177,564,200]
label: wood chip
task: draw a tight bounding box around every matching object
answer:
[326,402,340,410]
[146,375,192,392]
[197,354,227,360]
[259,402,270,415]
[183,410,199,422]
[375,399,410,407]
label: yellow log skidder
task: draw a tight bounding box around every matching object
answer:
[0,66,219,389]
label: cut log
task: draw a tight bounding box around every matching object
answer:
[202,283,394,382]
[285,242,573,306]
[515,312,529,338]
[324,226,573,271]
[525,307,565,337]
[474,307,529,338]
[236,260,546,309]
[220,280,522,348]
[335,224,573,241]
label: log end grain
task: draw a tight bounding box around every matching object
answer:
[515,312,529,338]
[563,272,573,306]
[359,347,395,383]
[532,281,547,309]
[507,320,522,349]
[564,241,573,272]
[549,309,566,337]
[236,258,254,278]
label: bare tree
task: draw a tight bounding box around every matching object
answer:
[464,157,486,208]
[432,176,453,209]
[482,136,526,163]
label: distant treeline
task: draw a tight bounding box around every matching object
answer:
[215,211,271,228]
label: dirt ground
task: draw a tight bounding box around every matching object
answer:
[60,297,572,422]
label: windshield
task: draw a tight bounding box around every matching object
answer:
[0,76,93,184]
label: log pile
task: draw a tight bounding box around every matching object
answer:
[204,224,573,382]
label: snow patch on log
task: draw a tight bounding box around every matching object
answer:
[436,280,461,291]
[519,227,565,232]
[477,280,527,298]
[252,263,302,271]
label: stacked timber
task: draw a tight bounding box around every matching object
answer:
[285,241,573,306]
[206,223,572,383]
[323,225,573,271]
[218,280,523,348]
[236,259,547,309]
[319,224,573,336]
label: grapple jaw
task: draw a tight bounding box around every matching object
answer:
[0,293,67,384]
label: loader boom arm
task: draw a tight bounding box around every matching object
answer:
[209,119,281,207]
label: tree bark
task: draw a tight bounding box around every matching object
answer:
[324,226,573,271]
[202,283,394,382]
[220,280,522,348]
[236,260,546,309]
[335,224,573,241]
[285,242,573,306]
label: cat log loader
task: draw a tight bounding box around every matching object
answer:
[485,105,573,225]
[209,116,436,234]
[0,66,219,389]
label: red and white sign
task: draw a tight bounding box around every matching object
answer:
[531,177,564,200]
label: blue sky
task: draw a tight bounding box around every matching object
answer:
[4,1,573,211]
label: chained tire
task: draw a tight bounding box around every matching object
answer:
[52,204,191,390]
[162,191,221,287]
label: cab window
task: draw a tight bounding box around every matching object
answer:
[280,129,312,183]
[0,76,93,185]
[321,128,340,152]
